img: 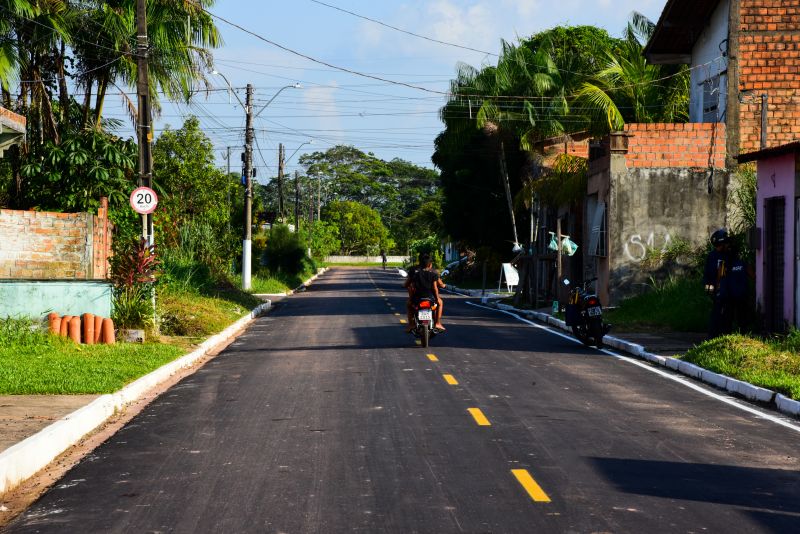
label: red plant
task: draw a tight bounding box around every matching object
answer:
[110,238,160,289]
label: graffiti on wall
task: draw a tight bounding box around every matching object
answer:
[623,226,673,262]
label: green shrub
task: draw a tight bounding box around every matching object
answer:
[113,285,155,330]
[408,236,443,269]
[0,318,52,348]
[263,224,307,275]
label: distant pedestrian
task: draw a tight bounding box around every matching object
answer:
[381,249,387,270]
[704,229,750,337]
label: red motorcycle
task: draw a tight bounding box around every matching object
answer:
[412,297,439,348]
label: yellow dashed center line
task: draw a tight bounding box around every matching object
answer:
[511,469,551,503]
[400,319,407,324]
[443,374,458,385]
[467,408,491,426]
[426,353,438,362]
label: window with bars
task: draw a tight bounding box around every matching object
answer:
[588,201,607,257]
[702,75,720,123]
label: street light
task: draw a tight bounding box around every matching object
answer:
[287,139,313,163]
[253,83,301,120]
[212,70,301,290]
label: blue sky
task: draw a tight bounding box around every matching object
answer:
[105,0,667,177]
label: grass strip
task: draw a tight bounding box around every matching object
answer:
[0,334,185,395]
[682,333,800,399]
[604,277,710,332]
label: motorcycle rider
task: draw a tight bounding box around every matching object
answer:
[404,252,445,332]
[704,229,749,337]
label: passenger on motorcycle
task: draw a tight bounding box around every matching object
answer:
[404,252,445,332]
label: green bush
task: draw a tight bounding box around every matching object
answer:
[301,220,341,259]
[408,236,443,269]
[113,285,155,330]
[0,318,52,348]
[263,224,307,275]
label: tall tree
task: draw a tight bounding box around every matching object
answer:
[576,13,690,129]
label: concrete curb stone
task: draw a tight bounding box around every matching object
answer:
[776,394,800,416]
[0,275,308,496]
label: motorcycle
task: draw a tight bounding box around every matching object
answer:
[563,277,610,348]
[399,268,443,348]
[412,297,440,348]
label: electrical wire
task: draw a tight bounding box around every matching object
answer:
[200,7,448,95]
[307,0,497,57]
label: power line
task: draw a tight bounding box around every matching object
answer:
[307,0,498,57]
[200,7,448,95]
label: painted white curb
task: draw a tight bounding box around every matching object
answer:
[776,394,800,416]
[476,300,798,419]
[0,301,272,496]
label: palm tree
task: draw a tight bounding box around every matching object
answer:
[576,12,689,130]
[72,0,222,130]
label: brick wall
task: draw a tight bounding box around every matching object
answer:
[623,123,727,168]
[0,199,112,280]
[738,0,800,152]
[542,137,590,166]
[0,106,25,129]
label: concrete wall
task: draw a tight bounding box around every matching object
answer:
[0,280,112,318]
[587,124,731,304]
[755,151,797,326]
[324,255,408,264]
[608,166,730,303]
[0,202,111,280]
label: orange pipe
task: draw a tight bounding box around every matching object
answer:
[82,313,95,345]
[101,318,115,345]
[68,316,81,344]
[59,316,72,337]
[94,315,103,343]
[47,312,60,335]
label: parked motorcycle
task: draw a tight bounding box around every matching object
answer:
[563,278,610,348]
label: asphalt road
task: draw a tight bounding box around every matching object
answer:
[5,267,800,533]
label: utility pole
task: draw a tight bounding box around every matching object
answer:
[317,172,321,222]
[136,0,153,245]
[242,84,254,291]
[277,143,285,220]
[294,170,300,231]
[224,146,231,233]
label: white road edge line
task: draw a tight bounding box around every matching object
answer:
[465,301,800,435]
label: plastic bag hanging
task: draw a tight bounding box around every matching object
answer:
[561,235,578,257]
[548,232,559,252]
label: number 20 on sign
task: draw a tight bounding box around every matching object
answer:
[130,186,158,215]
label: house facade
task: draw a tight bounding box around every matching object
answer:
[739,142,800,332]
[0,106,25,157]
[584,0,800,304]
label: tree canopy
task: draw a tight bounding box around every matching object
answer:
[433,18,690,254]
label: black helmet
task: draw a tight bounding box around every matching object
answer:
[710,228,729,246]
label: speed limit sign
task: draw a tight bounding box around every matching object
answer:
[130,186,158,215]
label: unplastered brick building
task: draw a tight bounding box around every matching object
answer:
[0,200,113,318]
[584,0,800,304]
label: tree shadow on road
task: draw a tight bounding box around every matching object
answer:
[589,457,800,532]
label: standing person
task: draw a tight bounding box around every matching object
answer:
[380,249,387,270]
[704,229,748,337]
[404,252,445,332]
